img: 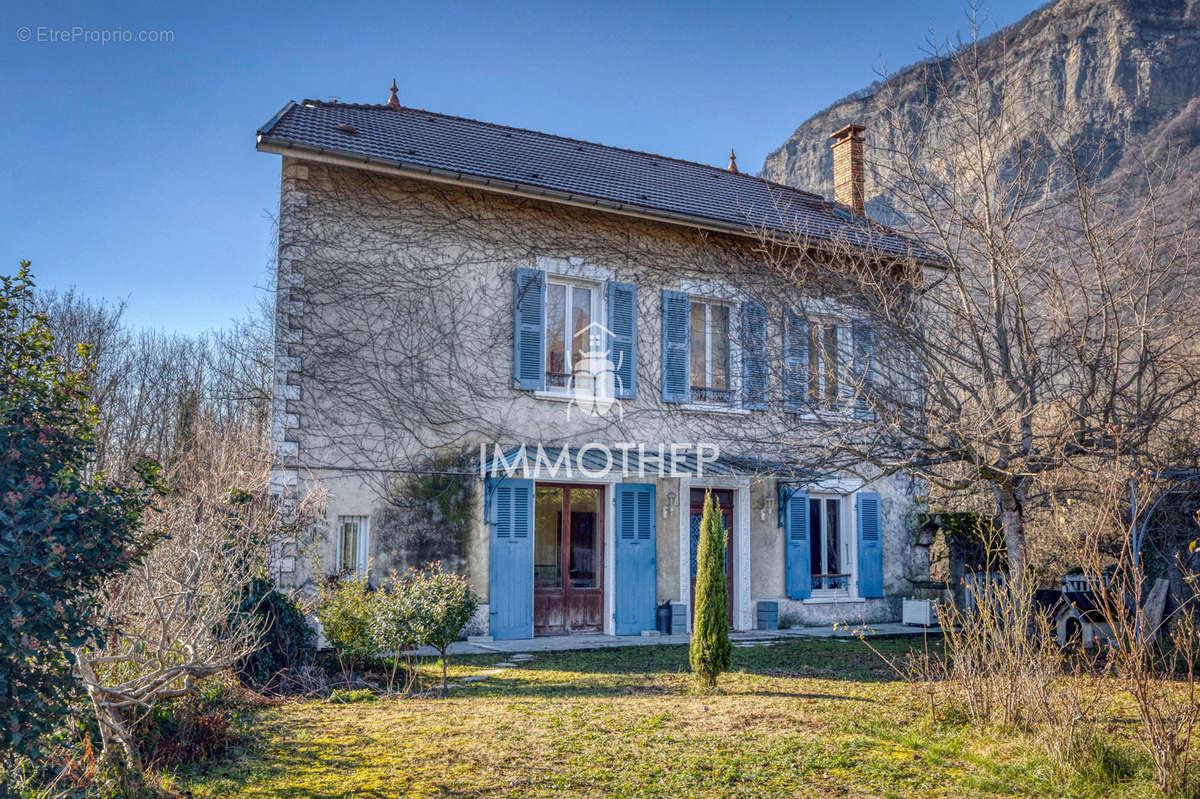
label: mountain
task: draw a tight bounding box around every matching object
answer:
[761,0,1200,212]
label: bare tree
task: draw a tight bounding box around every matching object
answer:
[717,19,1200,586]
[36,287,274,476]
[72,420,322,777]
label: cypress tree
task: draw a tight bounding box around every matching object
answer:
[690,489,731,688]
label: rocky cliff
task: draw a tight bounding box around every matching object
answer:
[762,0,1200,211]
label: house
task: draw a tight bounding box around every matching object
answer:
[256,83,937,639]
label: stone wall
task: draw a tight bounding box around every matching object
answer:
[268,154,927,622]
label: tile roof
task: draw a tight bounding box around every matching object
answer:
[257,99,940,261]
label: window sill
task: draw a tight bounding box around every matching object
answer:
[681,402,750,415]
[533,389,576,403]
[789,406,876,423]
[802,594,864,605]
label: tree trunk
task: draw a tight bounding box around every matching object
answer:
[994,481,1028,588]
[440,647,448,696]
[75,649,144,778]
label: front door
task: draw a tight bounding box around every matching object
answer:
[690,488,734,625]
[533,484,604,634]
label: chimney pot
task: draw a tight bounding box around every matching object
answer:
[830,123,866,216]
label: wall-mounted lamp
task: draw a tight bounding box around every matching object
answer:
[760,495,776,523]
[663,490,677,520]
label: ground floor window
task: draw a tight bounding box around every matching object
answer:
[336,515,369,576]
[808,497,849,592]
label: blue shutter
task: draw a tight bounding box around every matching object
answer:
[783,307,808,412]
[607,281,637,399]
[660,290,690,403]
[614,483,656,634]
[851,320,875,418]
[488,478,534,639]
[513,268,545,390]
[856,491,883,598]
[740,301,767,411]
[784,488,811,599]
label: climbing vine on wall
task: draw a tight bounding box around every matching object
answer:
[372,452,477,576]
[399,452,475,531]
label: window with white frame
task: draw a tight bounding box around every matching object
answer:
[689,299,732,403]
[808,496,851,593]
[336,515,369,576]
[808,321,842,409]
[544,277,603,390]
[786,310,854,413]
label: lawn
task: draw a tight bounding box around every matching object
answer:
[174,638,1159,799]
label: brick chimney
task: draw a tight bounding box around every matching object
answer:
[830,123,866,216]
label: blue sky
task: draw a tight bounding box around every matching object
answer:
[1,0,1043,334]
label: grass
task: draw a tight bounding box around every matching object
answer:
[172,638,1162,798]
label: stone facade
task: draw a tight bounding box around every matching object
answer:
[267,153,930,630]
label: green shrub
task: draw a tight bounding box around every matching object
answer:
[0,263,157,769]
[315,572,377,684]
[228,577,315,692]
[370,573,417,695]
[405,562,478,695]
[690,490,731,689]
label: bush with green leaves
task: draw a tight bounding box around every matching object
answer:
[690,490,731,689]
[370,573,417,695]
[228,577,315,692]
[0,262,156,769]
[405,561,478,695]
[315,572,377,683]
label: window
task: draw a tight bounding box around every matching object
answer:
[336,515,369,576]
[534,485,600,589]
[689,300,731,402]
[786,309,850,413]
[808,322,840,408]
[545,278,601,390]
[808,498,848,593]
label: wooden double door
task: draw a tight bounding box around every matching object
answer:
[690,488,734,625]
[533,484,604,634]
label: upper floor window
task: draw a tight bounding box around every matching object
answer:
[785,309,872,414]
[513,267,637,399]
[689,299,732,403]
[545,278,601,390]
[807,321,841,409]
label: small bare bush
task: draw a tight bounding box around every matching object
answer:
[1067,464,1200,798]
[73,421,322,779]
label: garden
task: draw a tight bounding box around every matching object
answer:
[163,637,1173,799]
